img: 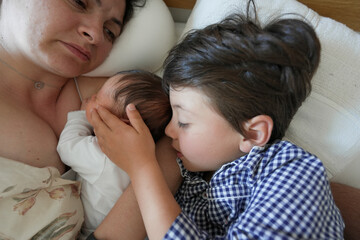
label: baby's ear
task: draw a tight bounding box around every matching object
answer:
[239,115,273,153]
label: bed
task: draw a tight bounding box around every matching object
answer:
[85,0,360,239]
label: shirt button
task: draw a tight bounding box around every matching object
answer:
[202,192,207,198]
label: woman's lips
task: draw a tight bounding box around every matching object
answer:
[62,42,91,61]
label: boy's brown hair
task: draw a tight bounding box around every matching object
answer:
[162,14,321,144]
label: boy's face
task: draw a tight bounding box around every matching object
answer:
[165,87,245,172]
[85,74,122,122]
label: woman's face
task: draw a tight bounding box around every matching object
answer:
[0,0,126,77]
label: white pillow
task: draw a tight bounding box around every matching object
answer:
[85,0,177,76]
[181,0,360,188]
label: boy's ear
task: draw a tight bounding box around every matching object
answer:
[239,115,273,153]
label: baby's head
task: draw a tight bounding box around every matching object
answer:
[87,70,171,141]
[163,14,320,144]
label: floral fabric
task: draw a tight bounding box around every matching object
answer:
[0,157,84,240]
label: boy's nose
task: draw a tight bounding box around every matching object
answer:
[165,120,176,139]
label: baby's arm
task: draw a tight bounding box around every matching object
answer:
[57,111,106,180]
[90,105,182,239]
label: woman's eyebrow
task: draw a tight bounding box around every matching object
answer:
[112,18,123,28]
[93,0,123,28]
[94,0,102,6]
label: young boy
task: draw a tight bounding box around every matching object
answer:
[88,14,344,239]
[57,70,171,239]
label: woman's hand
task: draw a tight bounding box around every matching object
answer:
[89,104,156,177]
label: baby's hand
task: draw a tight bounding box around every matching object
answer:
[89,104,156,177]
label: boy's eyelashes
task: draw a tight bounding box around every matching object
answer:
[177,122,188,128]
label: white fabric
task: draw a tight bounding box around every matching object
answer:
[57,111,130,238]
[85,0,177,76]
[0,157,84,240]
[179,0,360,188]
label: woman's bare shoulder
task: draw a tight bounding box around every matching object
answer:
[331,182,360,240]
[76,75,108,99]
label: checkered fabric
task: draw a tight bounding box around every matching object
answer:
[164,141,344,240]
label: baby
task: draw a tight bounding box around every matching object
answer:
[57,70,171,238]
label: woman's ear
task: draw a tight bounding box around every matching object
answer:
[239,115,273,153]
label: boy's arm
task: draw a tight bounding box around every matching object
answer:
[90,106,183,239]
[93,133,182,239]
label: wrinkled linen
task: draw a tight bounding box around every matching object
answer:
[0,157,84,240]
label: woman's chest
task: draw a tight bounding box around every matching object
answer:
[0,93,80,174]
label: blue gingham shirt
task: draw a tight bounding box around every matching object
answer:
[164,141,344,239]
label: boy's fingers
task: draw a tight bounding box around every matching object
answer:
[89,108,104,129]
[126,103,148,133]
[97,105,127,131]
[89,108,110,136]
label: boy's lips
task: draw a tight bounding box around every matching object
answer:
[171,143,183,158]
[176,152,183,158]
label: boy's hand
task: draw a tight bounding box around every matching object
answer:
[89,104,156,177]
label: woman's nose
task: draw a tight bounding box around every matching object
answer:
[79,18,103,44]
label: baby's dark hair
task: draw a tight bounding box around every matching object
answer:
[163,13,320,144]
[112,70,171,142]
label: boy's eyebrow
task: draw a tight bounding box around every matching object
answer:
[172,104,192,113]
[172,104,183,109]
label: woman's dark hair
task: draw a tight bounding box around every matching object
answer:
[112,70,171,142]
[124,0,146,24]
[0,1,144,25]
[163,13,321,144]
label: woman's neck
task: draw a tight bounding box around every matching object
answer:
[0,51,68,89]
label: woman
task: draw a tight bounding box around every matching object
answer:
[0,0,180,239]
[0,0,127,173]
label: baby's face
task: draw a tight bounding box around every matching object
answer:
[85,74,122,122]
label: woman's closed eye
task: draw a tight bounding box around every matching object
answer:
[104,27,116,42]
[70,0,119,43]
[73,0,87,10]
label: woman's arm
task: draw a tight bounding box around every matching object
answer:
[92,113,182,239]
[93,184,146,239]
[330,182,360,240]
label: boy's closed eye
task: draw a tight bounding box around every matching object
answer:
[177,122,189,128]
